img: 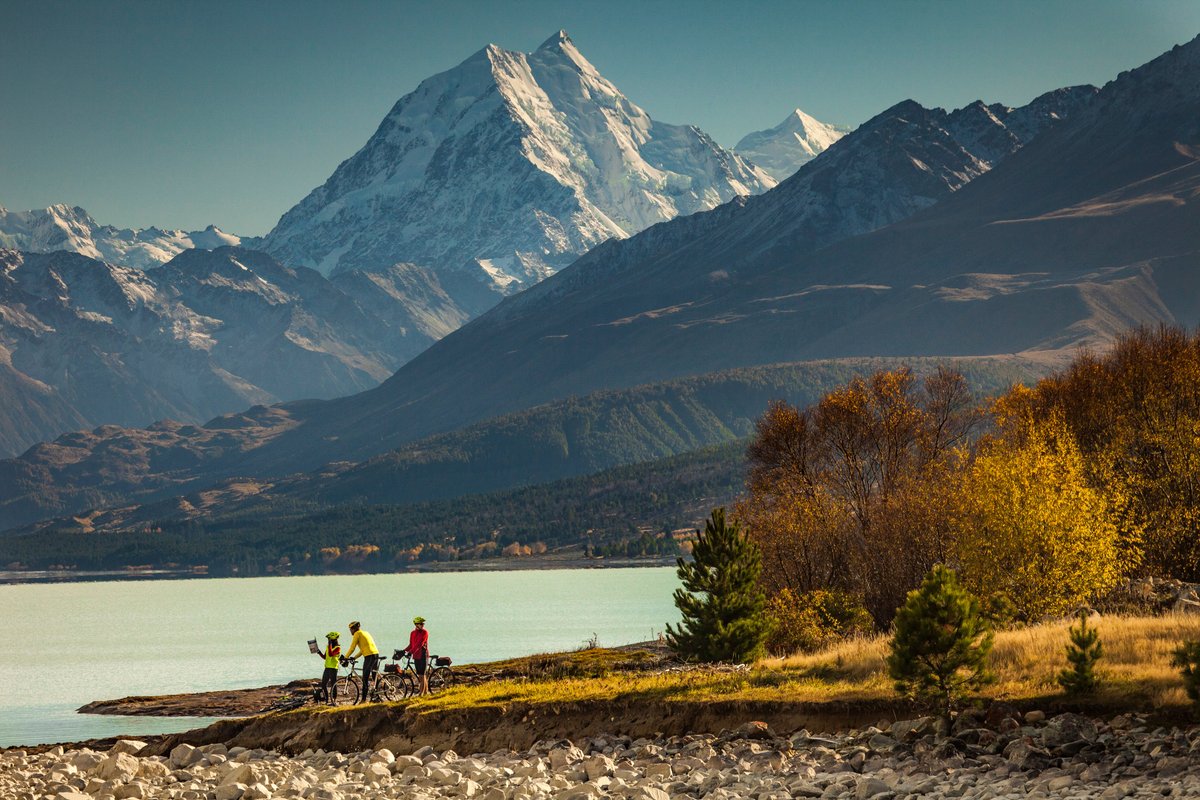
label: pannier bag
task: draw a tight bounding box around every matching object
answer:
[383,663,399,673]
[436,656,452,666]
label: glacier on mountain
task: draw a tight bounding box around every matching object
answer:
[262,30,776,293]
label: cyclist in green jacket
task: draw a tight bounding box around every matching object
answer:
[316,631,341,704]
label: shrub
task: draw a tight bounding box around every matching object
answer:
[765,588,874,655]
[887,564,995,719]
[1173,640,1200,709]
[1057,610,1103,695]
[666,508,770,663]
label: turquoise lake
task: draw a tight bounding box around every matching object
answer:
[0,567,679,747]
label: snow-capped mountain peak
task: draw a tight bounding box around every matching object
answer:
[735,108,851,180]
[0,204,246,270]
[261,31,775,297]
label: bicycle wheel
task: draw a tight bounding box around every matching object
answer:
[333,675,360,706]
[396,671,418,699]
[375,672,402,702]
[428,667,452,693]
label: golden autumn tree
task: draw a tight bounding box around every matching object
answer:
[953,410,1131,620]
[739,367,979,628]
[1008,326,1199,578]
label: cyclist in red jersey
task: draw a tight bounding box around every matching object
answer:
[403,616,430,695]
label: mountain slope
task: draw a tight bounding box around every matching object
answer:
[0,246,471,456]
[243,84,1096,468]
[735,108,850,180]
[0,355,1041,533]
[261,30,774,294]
[0,204,244,270]
[0,73,1098,489]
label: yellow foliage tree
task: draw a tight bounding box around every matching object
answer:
[953,414,1131,620]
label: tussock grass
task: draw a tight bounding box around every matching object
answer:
[412,615,1200,714]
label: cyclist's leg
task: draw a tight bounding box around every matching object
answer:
[361,654,379,702]
[321,667,337,703]
[415,656,428,695]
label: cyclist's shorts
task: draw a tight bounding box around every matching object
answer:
[414,656,427,676]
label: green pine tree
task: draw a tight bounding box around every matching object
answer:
[1057,609,1103,695]
[666,508,770,663]
[887,564,996,719]
[1173,640,1200,710]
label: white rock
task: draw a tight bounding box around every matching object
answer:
[364,763,391,785]
[114,783,147,799]
[548,746,584,771]
[643,763,672,781]
[70,751,105,772]
[221,763,258,786]
[169,744,197,770]
[633,787,670,800]
[109,740,148,757]
[95,752,139,781]
[583,755,614,781]
[560,784,603,800]
[214,783,246,800]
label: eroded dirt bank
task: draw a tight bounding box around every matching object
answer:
[142,699,912,757]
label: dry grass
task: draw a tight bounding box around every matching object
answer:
[413,614,1200,714]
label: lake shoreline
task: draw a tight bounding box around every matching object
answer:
[0,554,677,585]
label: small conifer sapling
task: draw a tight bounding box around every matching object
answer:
[1057,609,1103,695]
[887,564,995,720]
[666,508,770,663]
[1173,640,1200,711]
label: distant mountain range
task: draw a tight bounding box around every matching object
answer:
[735,108,850,180]
[4,32,1198,539]
[0,247,470,456]
[0,204,245,269]
[0,32,1089,463]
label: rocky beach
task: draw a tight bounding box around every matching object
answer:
[5,709,1200,800]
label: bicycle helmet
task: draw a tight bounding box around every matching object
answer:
[326,631,340,640]
[349,620,360,630]
[413,616,426,624]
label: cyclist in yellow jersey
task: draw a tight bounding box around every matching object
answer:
[345,621,379,703]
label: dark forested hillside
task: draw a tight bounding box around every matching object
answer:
[0,355,1040,532]
[0,442,745,576]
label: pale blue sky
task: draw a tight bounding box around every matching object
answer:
[2,0,1198,235]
